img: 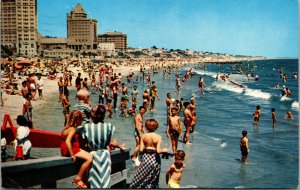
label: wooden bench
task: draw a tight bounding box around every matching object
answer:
[1,148,131,188]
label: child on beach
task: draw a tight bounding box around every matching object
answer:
[119,98,128,117]
[14,115,32,160]
[60,110,93,188]
[74,89,92,125]
[106,99,113,118]
[1,130,7,162]
[22,92,33,128]
[36,74,44,100]
[166,150,186,188]
[167,108,182,154]
[271,108,276,128]
[62,89,72,126]
[240,130,250,163]
[253,105,261,125]
[285,111,293,120]
[128,103,137,116]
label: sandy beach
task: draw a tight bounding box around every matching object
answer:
[1,62,142,126]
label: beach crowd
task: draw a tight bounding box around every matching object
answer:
[1,56,297,188]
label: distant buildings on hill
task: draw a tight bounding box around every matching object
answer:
[1,1,127,58]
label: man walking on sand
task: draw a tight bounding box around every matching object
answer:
[132,106,146,166]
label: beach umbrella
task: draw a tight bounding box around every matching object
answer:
[14,60,32,69]
[15,57,27,61]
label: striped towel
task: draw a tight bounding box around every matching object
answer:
[80,122,115,188]
[129,152,161,189]
[89,150,111,188]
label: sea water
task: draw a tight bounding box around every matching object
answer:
[22,59,298,188]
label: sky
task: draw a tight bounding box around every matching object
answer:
[37,0,299,58]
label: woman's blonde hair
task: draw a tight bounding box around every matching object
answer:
[67,110,83,127]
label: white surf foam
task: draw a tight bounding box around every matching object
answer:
[235,186,246,189]
[193,69,217,78]
[244,89,272,100]
[213,81,245,94]
[291,101,299,110]
[220,141,227,148]
[280,96,292,101]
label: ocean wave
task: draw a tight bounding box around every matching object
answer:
[235,186,246,189]
[244,89,272,100]
[193,69,217,78]
[291,101,299,110]
[213,81,245,93]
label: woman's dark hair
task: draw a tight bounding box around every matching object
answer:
[145,119,159,132]
[91,104,106,124]
[183,102,190,108]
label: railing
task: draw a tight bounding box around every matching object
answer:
[1,148,131,188]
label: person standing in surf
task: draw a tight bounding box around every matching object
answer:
[198,77,206,94]
[271,108,276,128]
[253,105,261,126]
[132,106,146,166]
[175,75,181,91]
[240,130,249,163]
[183,102,193,144]
[190,98,197,133]
[167,108,182,154]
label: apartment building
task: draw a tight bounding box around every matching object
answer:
[1,0,38,57]
[98,31,127,51]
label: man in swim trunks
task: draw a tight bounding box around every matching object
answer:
[240,130,249,163]
[75,73,82,91]
[167,108,182,154]
[183,102,193,144]
[132,106,146,166]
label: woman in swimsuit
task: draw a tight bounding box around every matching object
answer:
[60,110,93,188]
[130,119,169,189]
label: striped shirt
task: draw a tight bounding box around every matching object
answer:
[74,102,91,124]
[80,122,115,150]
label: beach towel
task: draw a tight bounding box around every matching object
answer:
[129,152,161,189]
[79,122,115,188]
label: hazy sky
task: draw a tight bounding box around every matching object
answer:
[38,0,299,58]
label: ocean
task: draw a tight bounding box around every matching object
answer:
[15,59,299,188]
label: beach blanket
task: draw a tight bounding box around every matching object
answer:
[129,152,161,189]
[79,122,115,188]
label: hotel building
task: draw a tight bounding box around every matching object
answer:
[67,3,98,50]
